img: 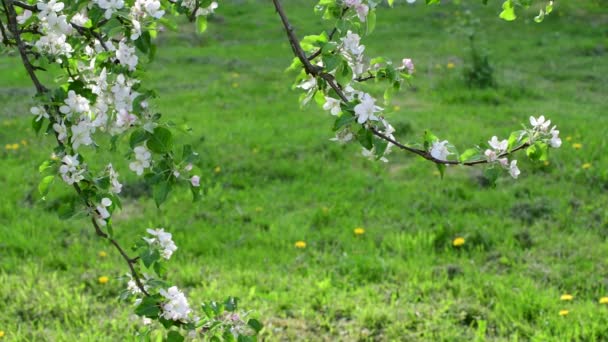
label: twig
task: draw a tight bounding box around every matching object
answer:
[4,0,148,295]
[308,7,349,61]
[273,0,529,167]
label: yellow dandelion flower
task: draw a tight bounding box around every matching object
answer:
[393,105,401,111]
[447,62,455,69]
[572,143,582,150]
[354,227,365,235]
[599,297,608,304]
[98,251,108,258]
[214,166,221,173]
[582,163,591,169]
[321,206,329,214]
[560,294,574,301]
[559,309,569,316]
[453,237,465,247]
[21,139,27,146]
[294,241,306,249]
[565,136,572,142]
[11,143,19,150]
[255,207,263,213]
[98,276,109,284]
[0,330,4,338]
[4,144,11,150]
[543,160,550,166]
[232,82,239,88]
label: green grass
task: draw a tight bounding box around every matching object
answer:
[1,0,608,340]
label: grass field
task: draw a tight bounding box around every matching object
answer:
[1,0,607,340]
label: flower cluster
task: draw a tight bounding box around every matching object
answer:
[159,286,192,322]
[144,228,178,260]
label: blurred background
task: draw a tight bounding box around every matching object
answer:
[1,0,607,340]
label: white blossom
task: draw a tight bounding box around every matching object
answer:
[344,0,369,22]
[70,121,94,150]
[94,0,125,19]
[159,286,191,322]
[509,160,521,179]
[116,40,138,71]
[129,145,151,175]
[95,197,112,226]
[59,154,85,184]
[191,175,200,187]
[488,136,508,153]
[145,228,178,260]
[52,121,68,143]
[70,12,89,26]
[37,0,65,18]
[430,140,451,161]
[354,93,380,124]
[401,58,415,75]
[31,106,49,121]
[323,97,341,116]
[60,90,90,118]
[341,31,365,56]
[106,163,123,194]
[549,126,562,148]
[484,148,498,162]
[530,115,551,132]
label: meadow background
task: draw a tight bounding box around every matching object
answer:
[1,0,607,340]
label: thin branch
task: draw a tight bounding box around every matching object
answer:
[12,0,36,12]
[273,0,529,167]
[4,0,148,295]
[308,7,349,61]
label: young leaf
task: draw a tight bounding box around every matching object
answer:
[147,127,173,153]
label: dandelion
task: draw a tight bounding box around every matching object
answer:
[572,143,582,150]
[322,207,329,214]
[20,139,27,146]
[214,166,221,173]
[599,297,608,304]
[354,227,365,235]
[232,82,239,88]
[559,309,569,316]
[98,251,107,258]
[582,163,591,169]
[453,237,465,247]
[98,276,109,284]
[255,207,263,212]
[560,294,574,301]
[543,160,550,167]
[0,330,4,338]
[447,62,455,69]
[294,241,306,249]
[393,105,400,111]
[565,136,572,142]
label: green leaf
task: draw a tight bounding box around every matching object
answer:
[130,129,149,149]
[38,175,55,196]
[333,114,355,131]
[335,60,353,86]
[459,148,479,162]
[388,0,394,7]
[499,0,516,21]
[357,129,373,150]
[322,53,341,72]
[526,142,548,161]
[167,331,184,342]
[135,296,161,318]
[153,181,172,208]
[224,297,238,312]
[196,16,208,33]
[507,131,525,150]
[366,9,376,35]
[32,116,44,134]
[373,136,389,158]
[140,248,160,268]
[247,318,263,333]
[147,127,173,153]
[435,163,446,179]
[423,130,438,150]
[38,160,52,173]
